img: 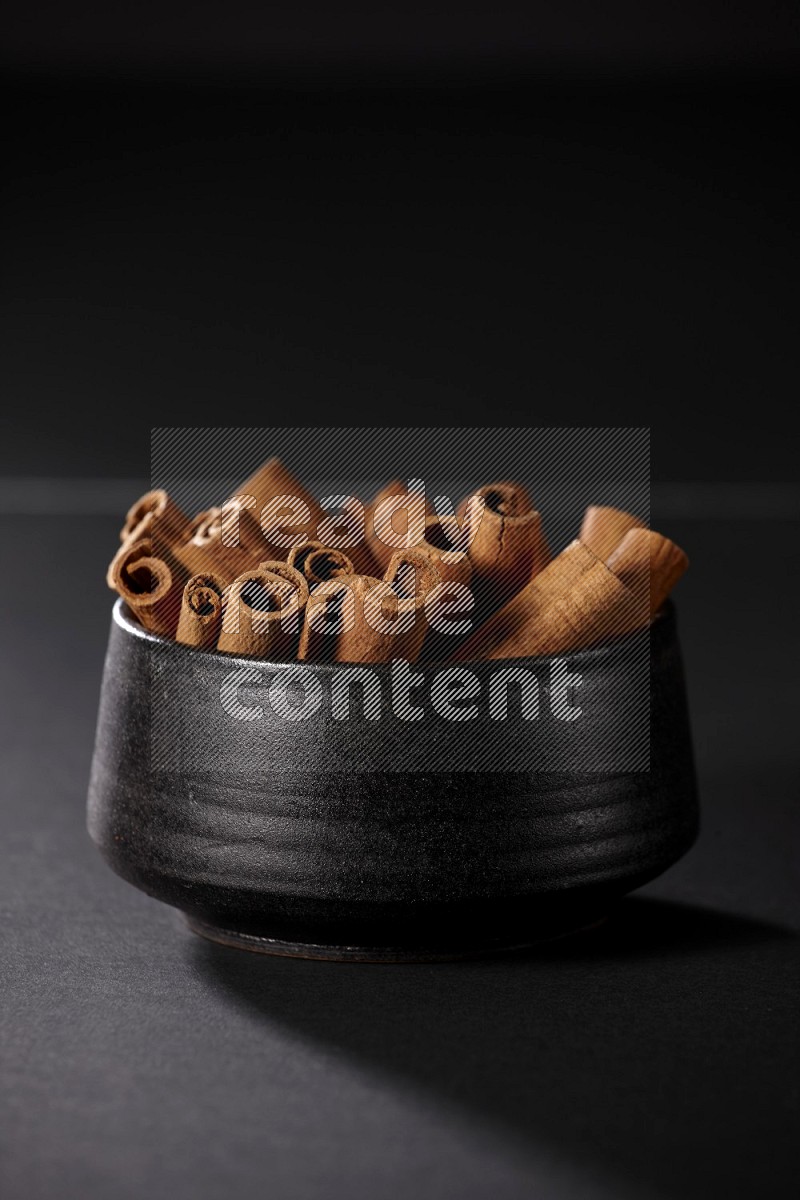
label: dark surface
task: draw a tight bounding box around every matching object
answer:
[1,511,798,1198]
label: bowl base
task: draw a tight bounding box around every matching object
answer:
[185,912,609,963]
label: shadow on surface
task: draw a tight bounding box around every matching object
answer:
[191,898,798,1200]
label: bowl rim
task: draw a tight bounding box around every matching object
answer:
[111,597,670,676]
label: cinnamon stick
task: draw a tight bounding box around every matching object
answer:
[119,489,190,547]
[463,481,550,608]
[334,495,381,577]
[304,548,355,585]
[109,536,185,638]
[606,529,689,616]
[217,567,309,659]
[218,500,268,562]
[227,457,326,556]
[453,523,691,661]
[381,548,441,663]
[109,489,192,588]
[452,540,590,661]
[579,505,647,561]
[287,540,354,585]
[170,529,252,586]
[411,517,476,663]
[287,539,328,575]
[170,503,265,584]
[519,559,641,656]
[175,573,226,650]
[106,511,157,588]
[299,575,397,663]
[416,516,474,588]
[255,559,313,596]
[451,540,638,660]
[363,479,430,574]
[186,507,220,542]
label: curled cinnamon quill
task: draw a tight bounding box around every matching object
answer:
[217,567,309,659]
[363,479,431,574]
[298,550,439,665]
[381,548,441,663]
[109,489,191,589]
[298,575,396,663]
[335,495,380,577]
[451,541,636,659]
[453,523,688,661]
[170,502,264,584]
[106,511,156,589]
[191,503,264,559]
[287,540,355,585]
[286,539,324,573]
[464,480,550,608]
[228,457,326,556]
[186,507,220,541]
[579,505,647,561]
[304,548,355,585]
[175,573,226,649]
[256,559,311,595]
[109,536,185,637]
[416,516,473,588]
[119,489,190,547]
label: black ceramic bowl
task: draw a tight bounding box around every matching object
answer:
[87,599,698,961]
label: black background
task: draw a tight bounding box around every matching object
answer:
[2,4,799,478]
[1,7,798,1200]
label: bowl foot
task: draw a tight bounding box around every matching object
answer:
[185,912,608,963]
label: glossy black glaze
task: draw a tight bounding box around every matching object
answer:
[87,600,698,960]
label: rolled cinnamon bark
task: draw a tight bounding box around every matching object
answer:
[304,548,355,585]
[454,524,689,661]
[217,567,309,659]
[256,559,312,596]
[364,479,430,574]
[170,531,250,585]
[579,505,647,561]
[287,540,328,576]
[452,540,642,660]
[335,495,380,577]
[452,540,592,661]
[299,575,397,663]
[106,509,156,588]
[186,507,220,541]
[109,536,185,637]
[119,489,191,547]
[416,516,474,588]
[463,481,550,609]
[228,457,326,556]
[175,573,226,650]
[381,548,441,663]
[384,546,441,600]
[287,541,354,584]
[170,502,265,584]
[412,518,476,663]
[606,529,689,616]
[109,490,192,589]
[455,525,690,662]
[218,500,268,561]
[521,559,641,656]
